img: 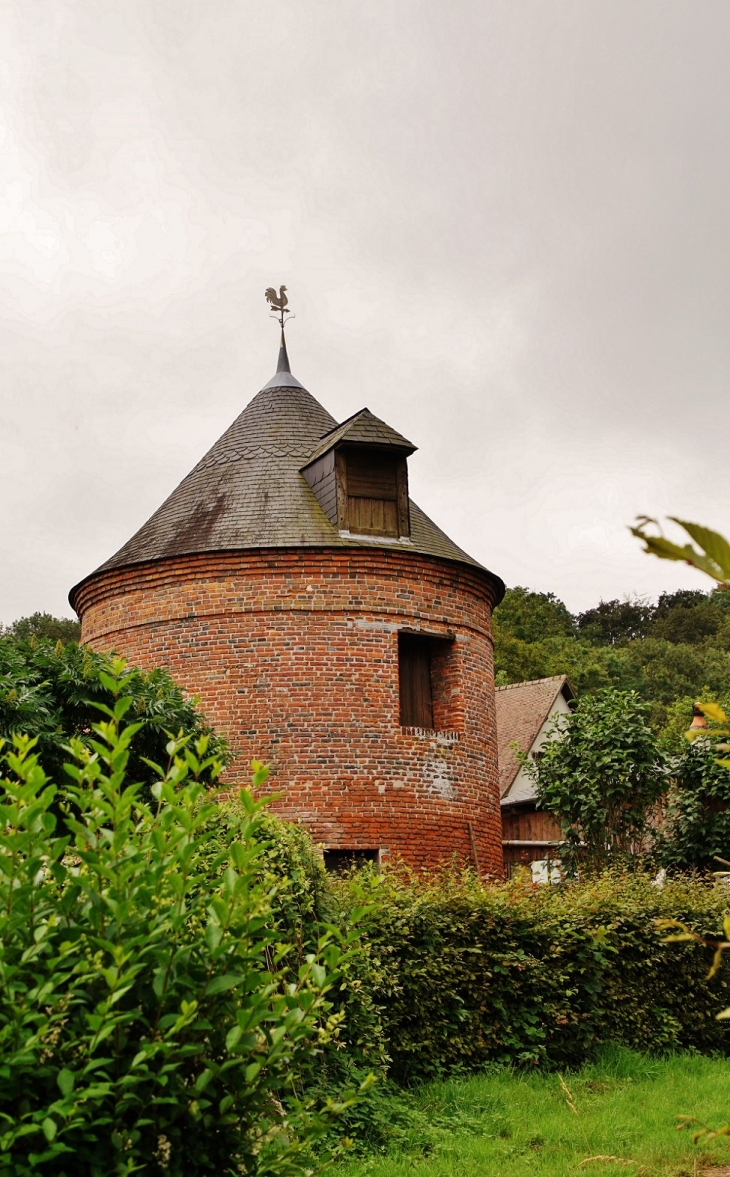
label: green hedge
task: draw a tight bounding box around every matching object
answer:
[341,870,730,1083]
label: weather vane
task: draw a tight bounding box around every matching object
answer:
[265,285,295,330]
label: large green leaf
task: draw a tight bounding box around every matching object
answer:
[631,517,730,586]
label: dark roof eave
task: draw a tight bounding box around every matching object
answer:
[300,437,416,473]
[302,407,417,468]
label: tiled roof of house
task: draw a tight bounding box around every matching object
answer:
[70,351,504,605]
[303,407,416,467]
[496,675,572,799]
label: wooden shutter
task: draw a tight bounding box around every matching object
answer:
[345,450,400,537]
[349,496,399,536]
[398,634,433,728]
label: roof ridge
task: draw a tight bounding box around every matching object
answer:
[496,674,568,692]
[302,406,416,470]
[316,406,371,442]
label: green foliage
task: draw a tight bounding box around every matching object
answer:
[1,613,81,644]
[342,869,607,1082]
[575,590,730,649]
[0,634,227,802]
[652,589,730,644]
[621,636,730,716]
[339,870,730,1086]
[493,631,621,694]
[0,670,366,1176]
[655,693,722,755]
[492,587,577,644]
[658,738,730,872]
[197,801,390,1102]
[528,689,665,874]
[493,584,730,731]
[631,516,730,587]
[577,596,654,646]
[654,699,730,873]
[560,873,730,1055]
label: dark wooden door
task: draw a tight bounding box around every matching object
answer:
[399,635,433,728]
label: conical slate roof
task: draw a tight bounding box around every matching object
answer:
[70,350,504,605]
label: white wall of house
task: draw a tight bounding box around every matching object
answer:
[502,689,572,805]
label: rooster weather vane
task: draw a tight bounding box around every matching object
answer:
[265,285,294,330]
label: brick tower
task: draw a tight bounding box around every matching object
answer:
[70,317,505,874]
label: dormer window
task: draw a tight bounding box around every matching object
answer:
[301,408,415,541]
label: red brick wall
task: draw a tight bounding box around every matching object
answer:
[74,548,504,876]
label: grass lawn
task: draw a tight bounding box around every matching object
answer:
[336,1048,730,1177]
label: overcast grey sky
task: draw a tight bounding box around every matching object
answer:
[1,0,728,625]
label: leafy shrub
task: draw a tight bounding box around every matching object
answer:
[657,738,730,872]
[530,688,665,874]
[338,868,730,1084]
[0,635,227,801]
[197,800,389,1097]
[344,869,606,1082]
[0,668,365,1176]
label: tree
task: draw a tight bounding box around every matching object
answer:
[492,569,730,728]
[2,612,80,643]
[576,597,653,646]
[651,590,728,646]
[621,638,730,719]
[529,688,665,874]
[0,634,227,798]
[574,588,730,651]
[492,586,577,644]
[492,587,622,692]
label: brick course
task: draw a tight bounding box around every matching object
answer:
[76,546,504,876]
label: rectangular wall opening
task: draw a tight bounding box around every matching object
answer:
[398,633,434,728]
[399,630,459,730]
[323,848,380,873]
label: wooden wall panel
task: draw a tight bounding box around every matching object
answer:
[501,806,562,843]
[348,496,399,536]
[346,451,398,499]
[301,451,338,526]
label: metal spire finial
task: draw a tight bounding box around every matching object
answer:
[261,285,304,390]
[276,327,291,374]
[265,285,296,372]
